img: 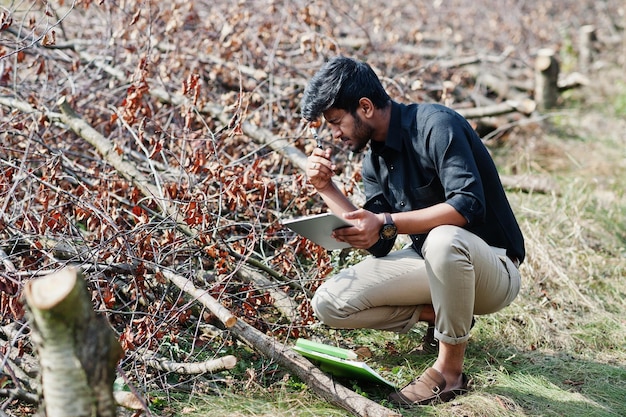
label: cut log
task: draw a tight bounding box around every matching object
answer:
[23,267,123,417]
[534,48,560,110]
[558,72,590,92]
[143,353,237,374]
[578,25,597,73]
[500,174,559,195]
[457,99,536,119]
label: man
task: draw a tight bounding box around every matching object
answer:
[300,56,524,407]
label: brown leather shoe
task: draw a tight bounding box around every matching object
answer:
[388,367,469,407]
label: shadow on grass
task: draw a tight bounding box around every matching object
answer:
[477,349,626,417]
[379,346,625,416]
[348,328,626,417]
[161,335,625,417]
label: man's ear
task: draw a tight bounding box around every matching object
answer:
[358,98,375,118]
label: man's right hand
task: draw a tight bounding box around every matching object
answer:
[307,147,336,191]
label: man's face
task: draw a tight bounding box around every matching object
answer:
[323,107,373,153]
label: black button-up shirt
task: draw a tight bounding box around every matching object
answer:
[363,101,525,264]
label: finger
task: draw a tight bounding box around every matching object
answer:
[312,147,326,157]
[312,160,328,172]
[332,226,358,239]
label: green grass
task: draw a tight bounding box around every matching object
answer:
[612,81,626,117]
[156,391,350,417]
[477,352,626,417]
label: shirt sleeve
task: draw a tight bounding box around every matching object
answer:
[423,110,486,225]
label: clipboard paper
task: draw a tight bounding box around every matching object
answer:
[281,212,353,250]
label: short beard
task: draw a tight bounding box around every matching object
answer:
[350,111,373,153]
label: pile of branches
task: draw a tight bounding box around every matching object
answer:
[0,0,622,415]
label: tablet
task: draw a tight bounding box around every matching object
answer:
[281,213,353,250]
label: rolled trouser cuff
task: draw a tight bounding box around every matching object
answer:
[434,329,471,345]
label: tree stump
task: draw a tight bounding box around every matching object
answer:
[579,25,597,73]
[23,267,124,417]
[534,48,560,110]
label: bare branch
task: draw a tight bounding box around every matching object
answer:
[143,353,237,375]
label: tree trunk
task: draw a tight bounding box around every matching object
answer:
[23,267,124,417]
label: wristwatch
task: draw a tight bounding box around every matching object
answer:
[379,213,398,240]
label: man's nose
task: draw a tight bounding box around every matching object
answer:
[330,125,342,139]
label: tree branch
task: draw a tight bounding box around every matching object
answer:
[0,388,39,405]
[142,353,237,375]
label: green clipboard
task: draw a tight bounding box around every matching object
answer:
[293,339,395,387]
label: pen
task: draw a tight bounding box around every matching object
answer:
[309,119,322,149]
[310,126,322,149]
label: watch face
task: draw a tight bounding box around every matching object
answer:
[380,224,397,240]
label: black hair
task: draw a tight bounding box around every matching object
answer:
[300,56,391,121]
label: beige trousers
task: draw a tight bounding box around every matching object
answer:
[311,225,521,345]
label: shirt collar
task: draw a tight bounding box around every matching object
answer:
[371,101,413,155]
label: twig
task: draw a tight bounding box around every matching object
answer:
[0,388,38,405]
[236,265,299,322]
[160,269,237,328]
[57,97,171,217]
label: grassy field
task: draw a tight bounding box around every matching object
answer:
[150,62,626,417]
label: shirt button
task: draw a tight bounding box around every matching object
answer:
[389,165,394,170]
[400,201,406,207]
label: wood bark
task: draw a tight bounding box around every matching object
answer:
[23,267,123,417]
[56,97,172,218]
[236,265,300,322]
